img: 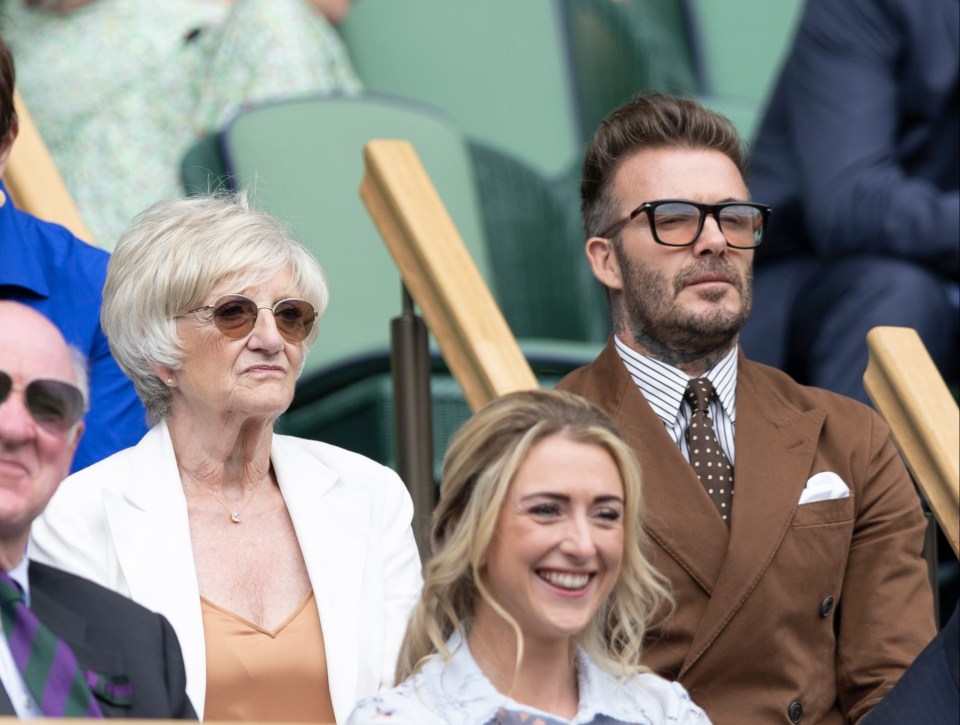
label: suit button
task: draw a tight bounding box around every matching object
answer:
[819,596,834,618]
[788,701,804,722]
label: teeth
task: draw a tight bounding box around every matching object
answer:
[539,571,590,590]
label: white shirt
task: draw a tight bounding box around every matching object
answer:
[348,630,711,724]
[0,553,42,718]
[614,335,737,464]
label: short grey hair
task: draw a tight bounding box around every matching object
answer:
[101,192,328,424]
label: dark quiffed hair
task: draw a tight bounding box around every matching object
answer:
[581,92,745,238]
[0,37,14,140]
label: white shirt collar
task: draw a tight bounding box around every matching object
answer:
[7,550,30,607]
[614,335,738,425]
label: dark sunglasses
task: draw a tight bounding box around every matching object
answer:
[0,369,86,434]
[181,294,318,343]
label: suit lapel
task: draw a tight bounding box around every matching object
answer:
[590,342,730,592]
[273,438,370,716]
[28,563,126,716]
[679,356,825,675]
[99,422,206,714]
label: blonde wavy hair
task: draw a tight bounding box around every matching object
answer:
[395,388,671,683]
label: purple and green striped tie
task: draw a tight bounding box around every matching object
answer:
[0,570,103,718]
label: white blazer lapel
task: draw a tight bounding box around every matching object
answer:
[272,438,372,721]
[101,422,207,716]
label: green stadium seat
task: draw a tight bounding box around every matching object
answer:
[220,93,490,379]
[563,0,700,141]
[339,0,582,180]
[180,132,231,197]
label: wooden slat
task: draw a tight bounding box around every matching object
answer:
[5,90,93,243]
[864,326,959,558]
[360,139,538,411]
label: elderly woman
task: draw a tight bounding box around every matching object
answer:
[30,193,422,723]
[350,389,710,724]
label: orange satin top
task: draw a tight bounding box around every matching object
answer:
[200,590,335,722]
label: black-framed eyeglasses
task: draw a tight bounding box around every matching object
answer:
[0,369,86,434]
[179,294,318,343]
[599,199,771,249]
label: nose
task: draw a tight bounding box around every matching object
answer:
[247,308,286,353]
[0,389,35,445]
[559,513,597,560]
[692,213,728,256]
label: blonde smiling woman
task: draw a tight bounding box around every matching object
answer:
[350,389,710,725]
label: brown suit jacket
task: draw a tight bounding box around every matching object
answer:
[557,338,935,725]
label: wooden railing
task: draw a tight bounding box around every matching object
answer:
[360,139,539,548]
[864,326,959,558]
[360,139,538,410]
[5,90,92,243]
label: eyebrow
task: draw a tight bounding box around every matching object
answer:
[520,493,625,505]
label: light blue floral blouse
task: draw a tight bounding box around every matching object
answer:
[348,631,711,725]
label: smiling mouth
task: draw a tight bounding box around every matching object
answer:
[537,570,593,591]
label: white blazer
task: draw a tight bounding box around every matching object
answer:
[30,422,423,723]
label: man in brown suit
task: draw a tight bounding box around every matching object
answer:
[557,92,936,724]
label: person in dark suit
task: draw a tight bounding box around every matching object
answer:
[557,92,936,724]
[0,299,194,719]
[864,603,959,724]
[740,0,958,405]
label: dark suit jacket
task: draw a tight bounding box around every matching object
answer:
[558,339,936,725]
[0,561,195,719]
[863,603,959,725]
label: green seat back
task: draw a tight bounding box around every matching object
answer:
[563,0,700,143]
[220,94,490,381]
[339,0,581,179]
[180,133,230,197]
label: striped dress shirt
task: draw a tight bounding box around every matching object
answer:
[614,336,738,464]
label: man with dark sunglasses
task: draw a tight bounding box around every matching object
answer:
[557,92,935,724]
[0,301,195,719]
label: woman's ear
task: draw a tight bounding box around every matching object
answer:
[148,360,176,387]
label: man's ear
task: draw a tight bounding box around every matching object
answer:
[0,119,19,180]
[585,236,624,291]
[68,421,85,452]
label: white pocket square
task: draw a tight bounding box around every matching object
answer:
[798,472,850,505]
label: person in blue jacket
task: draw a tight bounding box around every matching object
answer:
[0,38,147,471]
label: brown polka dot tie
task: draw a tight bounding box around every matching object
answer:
[684,377,734,525]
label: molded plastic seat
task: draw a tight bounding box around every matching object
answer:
[339,0,581,179]
[220,93,490,382]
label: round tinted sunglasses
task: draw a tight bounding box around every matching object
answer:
[0,369,86,434]
[180,294,318,343]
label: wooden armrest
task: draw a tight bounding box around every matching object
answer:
[864,326,959,558]
[360,139,537,411]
